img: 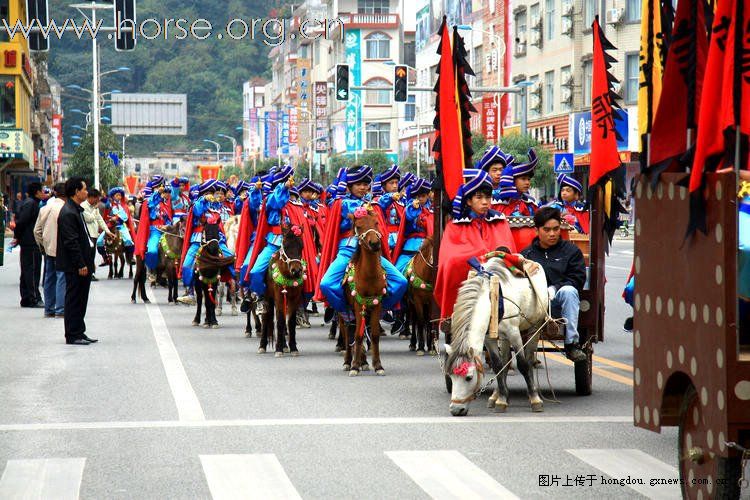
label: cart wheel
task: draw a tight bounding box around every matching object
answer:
[574,347,592,396]
[678,385,742,499]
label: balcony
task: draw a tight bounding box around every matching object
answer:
[333,13,400,29]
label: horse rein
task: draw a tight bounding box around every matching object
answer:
[355,227,382,243]
[278,244,304,267]
[417,246,434,268]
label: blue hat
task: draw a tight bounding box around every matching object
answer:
[142,186,153,197]
[272,165,294,187]
[557,173,583,194]
[326,183,338,204]
[297,178,314,192]
[149,175,165,187]
[108,187,125,199]
[215,180,228,193]
[189,187,200,200]
[406,177,432,198]
[379,164,401,183]
[346,165,373,185]
[200,179,219,194]
[509,148,538,178]
[398,172,416,192]
[233,180,249,195]
[498,169,520,200]
[452,169,493,218]
[475,145,514,172]
[372,174,383,197]
[310,182,324,194]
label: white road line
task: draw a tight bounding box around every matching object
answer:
[0,458,85,500]
[567,449,680,499]
[145,298,205,421]
[386,450,518,499]
[200,454,302,500]
[0,415,633,432]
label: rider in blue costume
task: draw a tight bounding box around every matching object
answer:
[142,178,174,270]
[96,187,135,262]
[236,174,269,288]
[318,165,408,318]
[169,177,190,222]
[375,164,403,253]
[394,178,432,274]
[180,179,235,288]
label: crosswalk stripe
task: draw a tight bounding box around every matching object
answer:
[386,450,519,499]
[567,449,680,499]
[0,458,86,500]
[199,454,302,500]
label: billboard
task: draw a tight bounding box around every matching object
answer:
[571,109,629,154]
[344,29,362,153]
[50,114,62,165]
[111,93,187,135]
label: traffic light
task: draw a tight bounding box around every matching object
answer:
[114,0,136,51]
[26,0,49,52]
[335,64,349,101]
[394,65,408,103]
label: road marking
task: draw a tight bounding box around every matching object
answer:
[567,449,680,499]
[540,341,634,373]
[0,458,85,499]
[145,298,205,421]
[0,415,633,432]
[543,353,634,386]
[200,454,302,500]
[386,450,519,499]
[617,250,634,255]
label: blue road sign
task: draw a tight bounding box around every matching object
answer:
[554,153,574,174]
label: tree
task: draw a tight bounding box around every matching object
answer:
[357,151,391,170]
[65,125,123,190]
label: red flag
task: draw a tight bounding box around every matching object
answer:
[589,17,622,187]
[647,0,709,177]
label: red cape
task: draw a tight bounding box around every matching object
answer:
[314,199,391,302]
[302,202,326,251]
[570,208,590,235]
[177,205,197,279]
[244,201,319,294]
[234,198,256,272]
[135,198,173,259]
[434,215,516,318]
[109,201,136,242]
[391,204,434,264]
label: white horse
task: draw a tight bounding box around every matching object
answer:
[446,255,549,416]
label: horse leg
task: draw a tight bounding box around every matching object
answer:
[342,316,352,371]
[108,257,113,279]
[425,300,437,356]
[288,296,300,356]
[207,285,219,328]
[328,313,338,340]
[253,310,262,337]
[193,284,202,326]
[349,311,362,376]
[138,259,150,303]
[258,305,271,353]
[494,337,512,412]
[508,328,543,412]
[230,280,238,316]
[370,309,385,375]
[274,296,286,357]
[127,251,133,279]
[215,282,223,317]
[130,262,139,303]
[335,314,345,352]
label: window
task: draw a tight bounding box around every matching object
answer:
[560,65,572,111]
[530,3,540,32]
[135,163,141,173]
[365,78,391,105]
[529,74,540,118]
[582,60,593,105]
[358,0,389,14]
[405,95,416,122]
[583,0,595,27]
[626,0,641,21]
[515,10,527,39]
[544,70,554,114]
[365,32,390,59]
[366,122,390,149]
[0,77,16,127]
[545,0,555,40]
[0,0,8,42]
[625,53,639,104]
[403,41,416,68]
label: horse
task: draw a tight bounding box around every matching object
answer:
[192,223,236,328]
[131,256,150,304]
[340,210,387,376]
[217,215,240,317]
[257,224,307,357]
[404,237,436,355]
[155,221,184,303]
[445,255,548,416]
[104,231,131,279]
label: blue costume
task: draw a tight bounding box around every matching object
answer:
[318,166,407,314]
[237,177,264,287]
[143,188,174,270]
[375,164,404,251]
[394,178,432,274]
[97,187,135,250]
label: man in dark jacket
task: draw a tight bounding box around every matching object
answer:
[14,182,45,307]
[521,206,587,362]
[56,177,98,345]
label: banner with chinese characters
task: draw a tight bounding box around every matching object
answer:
[289,108,299,148]
[314,82,328,120]
[280,111,290,155]
[482,95,498,143]
[51,114,62,165]
[315,126,328,152]
[265,111,278,158]
[344,29,362,153]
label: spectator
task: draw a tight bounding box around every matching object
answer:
[521,206,587,362]
[33,183,67,318]
[14,182,45,307]
[56,177,98,345]
[81,188,113,281]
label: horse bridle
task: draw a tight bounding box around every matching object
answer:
[278,243,304,267]
[355,227,382,243]
[449,355,485,405]
[417,246,434,268]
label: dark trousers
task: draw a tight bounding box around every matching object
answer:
[19,245,42,306]
[64,271,92,340]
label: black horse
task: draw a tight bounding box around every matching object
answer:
[193,223,235,328]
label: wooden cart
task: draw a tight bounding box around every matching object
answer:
[634,172,750,499]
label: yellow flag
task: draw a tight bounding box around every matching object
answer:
[638,0,665,142]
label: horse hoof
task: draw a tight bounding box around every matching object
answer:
[334,346,343,353]
[257,348,266,354]
[531,402,544,413]
[416,350,425,357]
[408,345,416,352]
[131,299,136,304]
[361,364,370,372]
[244,331,252,338]
[428,350,437,356]
[192,321,200,326]
[231,307,238,316]
[255,331,262,338]
[494,403,508,413]
[399,334,409,340]
[211,324,219,329]
[291,351,300,357]
[343,364,350,371]
[283,347,290,353]
[143,299,151,304]
[275,352,284,358]
[376,369,386,376]
[202,323,209,329]
[348,369,359,377]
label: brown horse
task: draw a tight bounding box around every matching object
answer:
[193,223,235,328]
[258,224,306,356]
[341,210,387,376]
[156,221,184,303]
[105,231,132,279]
[405,236,437,355]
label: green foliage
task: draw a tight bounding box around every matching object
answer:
[470,132,554,194]
[65,125,123,190]
[330,154,352,173]
[220,165,244,181]
[356,151,391,170]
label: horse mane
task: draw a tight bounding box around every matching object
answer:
[447,273,488,369]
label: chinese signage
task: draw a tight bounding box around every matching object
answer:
[51,114,62,165]
[571,109,629,155]
[315,126,328,153]
[482,95,499,142]
[289,108,299,148]
[264,111,278,158]
[344,29,362,153]
[0,129,33,162]
[280,111,290,155]
[314,82,327,120]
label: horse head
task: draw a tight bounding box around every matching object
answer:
[203,223,220,255]
[279,224,305,280]
[350,205,381,253]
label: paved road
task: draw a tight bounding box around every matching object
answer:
[0,238,694,499]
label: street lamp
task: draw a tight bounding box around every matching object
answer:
[203,139,221,162]
[515,80,534,135]
[217,133,238,166]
